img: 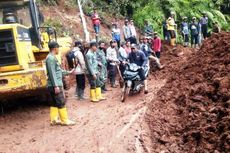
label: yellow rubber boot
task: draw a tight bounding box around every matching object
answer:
[58,107,76,126]
[50,107,61,126]
[90,89,99,102]
[96,87,106,101]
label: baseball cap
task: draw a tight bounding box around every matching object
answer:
[90,40,97,47]
[131,44,137,49]
[48,41,59,49]
[74,41,82,47]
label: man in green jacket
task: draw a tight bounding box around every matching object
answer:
[85,41,106,102]
[97,41,108,92]
[46,41,75,126]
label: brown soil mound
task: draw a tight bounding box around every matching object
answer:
[148,32,230,152]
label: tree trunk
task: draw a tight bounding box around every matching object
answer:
[77,0,90,42]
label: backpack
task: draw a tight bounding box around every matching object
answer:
[66,50,76,69]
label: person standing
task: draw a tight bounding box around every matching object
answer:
[143,20,153,37]
[123,20,132,42]
[200,13,208,39]
[112,23,121,48]
[106,40,119,88]
[162,19,170,41]
[129,44,148,94]
[85,41,106,102]
[167,12,177,46]
[91,8,101,35]
[152,32,162,60]
[73,42,86,100]
[129,20,137,44]
[189,17,200,48]
[141,36,163,69]
[97,41,108,93]
[181,17,189,47]
[46,41,75,126]
[118,42,129,75]
[125,40,131,54]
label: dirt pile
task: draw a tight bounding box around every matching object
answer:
[148,32,230,152]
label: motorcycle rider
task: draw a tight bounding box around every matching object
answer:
[128,44,148,94]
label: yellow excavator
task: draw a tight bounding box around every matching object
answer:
[0,0,72,102]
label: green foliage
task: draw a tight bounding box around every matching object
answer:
[43,18,70,36]
[132,0,230,36]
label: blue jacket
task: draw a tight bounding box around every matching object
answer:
[128,50,147,67]
[141,44,152,57]
[190,22,200,35]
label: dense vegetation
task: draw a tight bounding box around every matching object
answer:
[38,0,230,37]
[92,0,230,33]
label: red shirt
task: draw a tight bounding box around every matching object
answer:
[91,13,100,25]
[152,37,161,52]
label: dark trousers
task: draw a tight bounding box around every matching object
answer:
[94,24,100,34]
[163,30,170,41]
[191,34,198,45]
[48,86,65,108]
[138,68,146,81]
[155,52,161,59]
[76,74,85,90]
[202,24,208,39]
[130,37,137,44]
[119,64,126,76]
[183,34,189,42]
[108,64,117,85]
[86,74,102,89]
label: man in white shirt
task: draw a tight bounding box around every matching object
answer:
[123,20,132,42]
[129,20,137,44]
[106,40,119,88]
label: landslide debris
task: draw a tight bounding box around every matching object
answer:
[148,32,230,152]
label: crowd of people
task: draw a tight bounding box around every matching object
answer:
[45,10,219,126]
[163,12,220,48]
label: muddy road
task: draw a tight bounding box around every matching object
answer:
[0,42,195,153]
[0,79,165,153]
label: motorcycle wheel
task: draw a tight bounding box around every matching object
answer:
[121,87,130,102]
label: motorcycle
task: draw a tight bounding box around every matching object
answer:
[121,63,149,102]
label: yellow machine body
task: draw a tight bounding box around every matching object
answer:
[0,24,72,101]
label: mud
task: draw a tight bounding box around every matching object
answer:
[147,32,230,152]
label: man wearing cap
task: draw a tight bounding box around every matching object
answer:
[189,17,200,48]
[106,40,119,88]
[129,44,148,94]
[167,12,177,46]
[85,41,106,102]
[73,41,87,100]
[181,17,189,47]
[46,41,75,126]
